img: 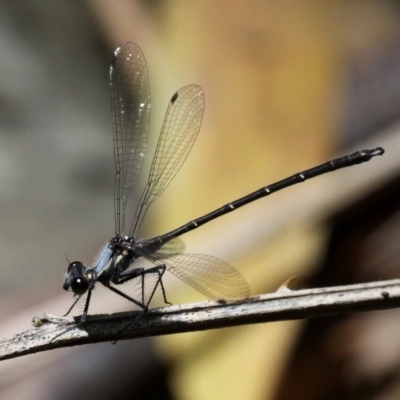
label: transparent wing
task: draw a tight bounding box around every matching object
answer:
[134,236,186,257]
[111,42,151,236]
[130,84,204,237]
[146,253,250,299]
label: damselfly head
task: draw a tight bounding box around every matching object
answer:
[63,261,90,295]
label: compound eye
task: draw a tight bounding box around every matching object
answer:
[71,277,90,295]
[64,261,89,293]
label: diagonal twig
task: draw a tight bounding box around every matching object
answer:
[1,278,400,361]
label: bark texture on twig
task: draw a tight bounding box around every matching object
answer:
[1,278,400,361]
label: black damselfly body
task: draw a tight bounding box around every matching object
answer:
[63,42,384,325]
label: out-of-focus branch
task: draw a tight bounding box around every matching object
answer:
[1,278,400,361]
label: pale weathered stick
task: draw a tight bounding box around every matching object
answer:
[1,278,400,361]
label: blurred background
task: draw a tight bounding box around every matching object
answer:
[0,1,400,399]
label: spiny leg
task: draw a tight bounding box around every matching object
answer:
[111,265,171,342]
[50,287,93,344]
[114,264,171,307]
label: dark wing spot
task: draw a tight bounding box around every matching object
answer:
[171,91,179,104]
